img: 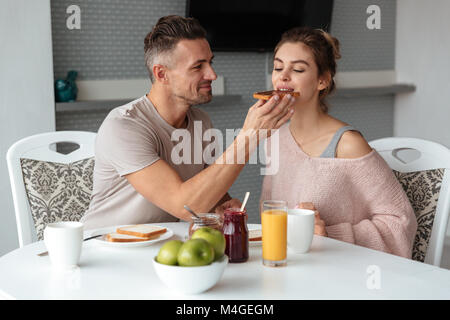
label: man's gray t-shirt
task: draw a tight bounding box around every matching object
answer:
[81,95,214,230]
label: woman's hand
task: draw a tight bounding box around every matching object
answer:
[296,202,328,237]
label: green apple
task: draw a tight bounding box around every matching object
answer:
[156,240,183,265]
[177,238,215,266]
[191,227,226,261]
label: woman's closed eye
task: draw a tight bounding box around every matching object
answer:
[273,68,305,73]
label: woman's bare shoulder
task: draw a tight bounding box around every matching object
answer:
[336,130,373,159]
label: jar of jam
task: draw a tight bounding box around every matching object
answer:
[222,208,248,263]
[188,213,223,238]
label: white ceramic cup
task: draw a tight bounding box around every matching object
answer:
[44,221,83,269]
[287,209,315,254]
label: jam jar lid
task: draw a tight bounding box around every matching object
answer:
[224,207,246,215]
[223,207,247,221]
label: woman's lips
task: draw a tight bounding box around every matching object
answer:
[276,87,294,91]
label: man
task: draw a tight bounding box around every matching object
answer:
[81,15,295,229]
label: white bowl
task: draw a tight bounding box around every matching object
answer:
[152,255,228,294]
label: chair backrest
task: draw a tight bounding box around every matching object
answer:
[6,131,96,247]
[369,137,450,267]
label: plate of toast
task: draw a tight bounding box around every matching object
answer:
[92,224,173,248]
[247,224,262,246]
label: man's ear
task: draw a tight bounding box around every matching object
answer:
[152,64,169,84]
[318,72,331,91]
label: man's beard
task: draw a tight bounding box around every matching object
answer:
[174,91,212,106]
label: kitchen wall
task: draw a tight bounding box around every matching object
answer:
[0,0,56,256]
[395,0,450,148]
[50,0,397,224]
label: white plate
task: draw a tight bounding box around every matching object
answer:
[247,223,262,246]
[91,224,174,248]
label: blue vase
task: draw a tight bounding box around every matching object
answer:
[55,70,78,102]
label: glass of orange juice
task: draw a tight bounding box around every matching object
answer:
[261,200,287,267]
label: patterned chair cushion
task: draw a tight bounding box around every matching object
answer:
[393,168,444,262]
[20,157,95,240]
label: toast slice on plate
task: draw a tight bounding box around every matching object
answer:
[105,233,152,242]
[249,229,262,241]
[116,224,167,239]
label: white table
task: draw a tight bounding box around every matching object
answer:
[0,222,449,300]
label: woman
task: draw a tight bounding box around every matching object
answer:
[260,27,417,258]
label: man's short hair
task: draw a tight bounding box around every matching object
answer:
[144,15,207,83]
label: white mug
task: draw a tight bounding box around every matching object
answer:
[44,221,83,269]
[287,209,315,254]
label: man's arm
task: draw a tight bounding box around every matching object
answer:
[125,94,295,221]
[125,135,248,221]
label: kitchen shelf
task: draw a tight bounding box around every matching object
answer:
[333,84,416,98]
[55,95,243,112]
[55,84,416,112]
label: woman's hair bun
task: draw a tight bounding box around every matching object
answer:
[319,30,341,60]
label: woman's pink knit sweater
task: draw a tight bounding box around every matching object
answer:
[260,124,418,258]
